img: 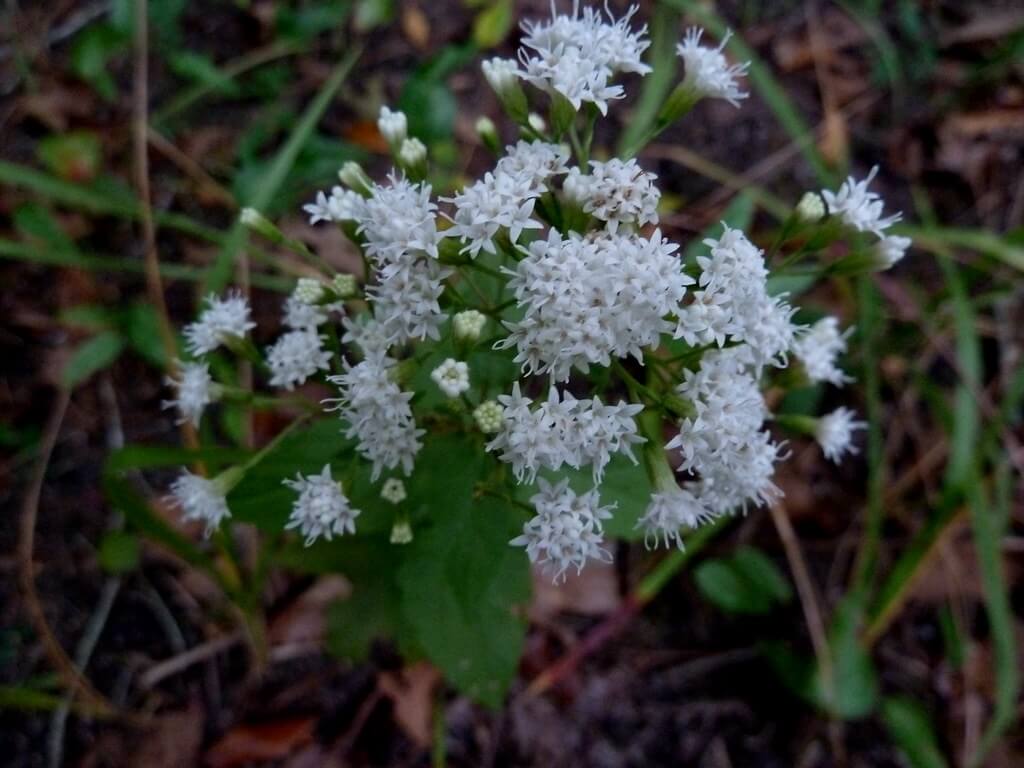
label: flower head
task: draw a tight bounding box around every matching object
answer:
[170,471,231,536]
[874,234,911,270]
[511,478,614,582]
[816,407,866,463]
[563,158,660,233]
[473,400,504,434]
[637,487,715,550]
[453,309,487,341]
[163,362,218,427]
[793,317,853,387]
[431,358,470,398]
[267,328,332,390]
[381,478,407,505]
[377,106,407,147]
[184,291,255,356]
[676,27,750,107]
[284,465,361,545]
[821,166,902,236]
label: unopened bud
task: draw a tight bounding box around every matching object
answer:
[795,192,826,222]
[338,161,372,197]
[473,400,504,434]
[453,309,486,341]
[377,105,407,147]
[476,116,500,154]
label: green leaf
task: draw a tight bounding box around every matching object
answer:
[472,0,513,48]
[276,1,353,41]
[824,594,878,718]
[98,530,140,574]
[36,132,103,183]
[396,436,529,707]
[354,0,394,32]
[70,24,127,102]
[399,76,457,143]
[123,302,172,367]
[694,547,792,615]
[13,203,78,254]
[881,697,949,768]
[167,51,240,96]
[228,419,355,532]
[106,444,249,472]
[62,331,125,387]
[59,305,116,331]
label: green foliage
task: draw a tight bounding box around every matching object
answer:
[472,0,514,48]
[168,52,241,97]
[694,546,792,615]
[36,132,103,182]
[881,697,949,768]
[276,1,353,42]
[63,332,125,388]
[98,531,141,574]
[70,24,127,102]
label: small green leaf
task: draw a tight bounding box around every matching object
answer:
[123,302,172,367]
[70,24,127,102]
[694,547,792,615]
[354,0,394,32]
[98,530,140,574]
[63,331,125,387]
[167,51,240,96]
[881,697,949,768]
[36,132,103,183]
[824,595,878,718]
[472,0,513,48]
[13,204,78,254]
[59,305,116,331]
[732,546,793,604]
[399,76,457,143]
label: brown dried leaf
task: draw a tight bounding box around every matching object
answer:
[402,4,431,51]
[205,717,317,768]
[377,662,440,748]
[530,559,621,620]
[269,575,351,647]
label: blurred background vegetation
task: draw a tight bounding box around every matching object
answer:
[1,1,1022,766]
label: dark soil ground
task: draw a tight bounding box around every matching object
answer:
[2,1,1023,766]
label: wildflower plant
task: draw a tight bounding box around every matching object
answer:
[155,4,911,706]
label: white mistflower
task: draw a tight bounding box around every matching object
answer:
[511,478,614,583]
[821,166,902,236]
[637,487,715,550]
[355,174,441,273]
[377,105,407,147]
[283,294,328,331]
[795,192,826,222]
[341,315,392,357]
[381,478,407,505]
[816,407,866,463]
[170,471,230,536]
[331,273,358,299]
[184,291,255,356]
[563,158,660,233]
[366,259,450,345]
[399,137,427,168]
[453,309,487,341]
[793,317,853,387]
[498,229,691,381]
[874,234,911,270]
[283,465,360,545]
[303,186,365,224]
[695,430,785,513]
[431,358,470,398]
[326,354,424,480]
[574,396,645,484]
[676,27,750,107]
[473,400,504,434]
[443,170,543,258]
[516,4,650,114]
[495,140,571,194]
[482,57,522,97]
[267,328,332,390]
[163,362,219,428]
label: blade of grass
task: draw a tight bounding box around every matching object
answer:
[658,0,836,184]
[616,3,681,156]
[205,45,362,292]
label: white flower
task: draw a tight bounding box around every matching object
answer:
[510,478,614,583]
[399,137,427,168]
[676,27,750,107]
[453,309,487,341]
[326,354,424,480]
[267,328,332,390]
[495,140,571,193]
[170,471,230,535]
[431,358,470,398]
[695,430,785,513]
[795,192,826,222]
[283,294,327,331]
[381,478,407,505]
[341,315,392,357]
[498,229,691,381]
[816,407,866,463]
[377,105,407,146]
[366,259,450,345]
[355,174,441,272]
[443,170,543,258]
[637,487,715,550]
[184,291,256,356]
[294,278,324,304]
[874,234,911,269]
[516,4,650,114]
[482,57,522,96]
[303,186,365,224]
[485,385,643,484]
[473,400,504,434]
[793,317,853,386]
[332,273,358,299]
[163,362,218,427]
[563,158,660,233]
[821,166,902,236]
[283,465,360,545]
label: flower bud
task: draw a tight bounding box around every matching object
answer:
[398,137,427,179]
[377,105,407,148]
[293,277,324,304]
[527,112,547,135]
[381,477,407,505]
[453,309,486,341]
[476,116,500,154]
[473,400,504,434]
[338,161,372,197]
[331,273,358,299]
[483,58,529,123]
[390,516,413,544]
[239,207,283,243]
[795,192,826,222]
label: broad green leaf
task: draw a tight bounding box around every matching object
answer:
[106,444,249,472]
[881,697,949,768]
[354,0,394,32]
[228,419,355,531]
[694,547,792,615]
[98,531,140,574]
[396,436,529,707]
[732,547,793,604]
[13,204,78,254]
[276,1,353,41]
[59,305,115,331]
[62,331,125,387]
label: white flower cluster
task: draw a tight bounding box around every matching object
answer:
[510,478,614,581]
[283,465,361,545]
[326,353,423,481]
[431,358,470,398]
[499,229,692,381]
[793,316,852,387]
[169,471,231,536]
[486,384,643,484]
[184,291,255,356]
[821,166,910,268]
[163,362,218,427]
[676,27,750,107]
[563,158,660,233]
[514,3,651,114]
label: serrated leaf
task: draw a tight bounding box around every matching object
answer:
[63,331,125,387]
[98,530,140,574]
[396,435,529,707]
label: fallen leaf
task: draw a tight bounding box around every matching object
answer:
[269,575,352,647]
[402,5,431,51]
[377,662,440,748]
[205,717,317,768]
